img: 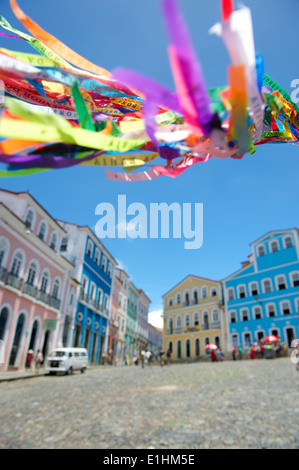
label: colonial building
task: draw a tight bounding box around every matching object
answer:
[147,323,163,360]
[57,221,117,364]
[108,271,121,364]
[0,190,77,371]
[114,267,129,365]
[125,281,139,361]
[223,229,299,350]
[163,275,226,359]
[135,289,151,354]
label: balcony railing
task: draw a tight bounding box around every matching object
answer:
[175,327,182,334]
[49,296,61,310]
[203,323,209,330]
[6,273,22,290]
[23,282,37,298]
[0,267,6,282]
[192,298,198,305]
[38,290,50,304]
[212,321,220,329]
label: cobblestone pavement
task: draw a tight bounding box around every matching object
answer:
[0,357,298,449]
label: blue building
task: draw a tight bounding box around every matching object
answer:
[57,221,117,363]
[223,229,299,350]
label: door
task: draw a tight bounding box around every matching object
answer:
[91,332,97,364]
[286,327,295,347]
[28,320,39,351]
[9,313,25,366]
[74,323,82,347]
[177,340,181,359]
[42,330,51,362]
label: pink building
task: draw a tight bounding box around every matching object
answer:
[107,274,121,364]
[0,190,78,371]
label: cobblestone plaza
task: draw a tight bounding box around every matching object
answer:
[0,357,298,449]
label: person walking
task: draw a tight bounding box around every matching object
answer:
[159,349,165,366]
[140,350,145,368]
[238,346,243,360]
[26,349,34,371]
[232,346,236,361]
[146,350,153,368]
[34,349,43,374]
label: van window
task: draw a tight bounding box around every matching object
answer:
[49,351,66,358]
[75,352,79,357]
[68,352,72,357]
[80,352,86,357]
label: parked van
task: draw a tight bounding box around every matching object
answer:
[46,348,88,375]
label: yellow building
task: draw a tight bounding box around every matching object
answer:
[163,275,227,359]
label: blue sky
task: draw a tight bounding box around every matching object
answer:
[0,0,298,328]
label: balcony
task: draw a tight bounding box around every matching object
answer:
[175,327,182,334]
[38,290,50,304]
[203,323,209,330]
[6,273,22,290]
[49,296,61,310]
[192,298,198,305]
[23,282,37,298]
[212,321,220,329]
[0,267,7,282]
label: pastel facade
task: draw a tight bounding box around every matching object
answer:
[125,281,139,360]
[57,221,117,364]
[223,229,299,349]
[148,324,163,359]
[135,289,151,354]
[163,275,226,359]
[0,190,76,371]
[108,273,121,363]
[113,267,129,365]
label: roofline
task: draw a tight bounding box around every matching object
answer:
[162,274,219,298]
[0,189,67,234]
[250,228,299,246]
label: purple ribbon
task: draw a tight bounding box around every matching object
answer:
[0,151,103,169]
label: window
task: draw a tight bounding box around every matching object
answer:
[27,262,37,286]
[60,237,68,252]
[168,298,173,307]
[211,288,217,297]
[192,289,199,304]
[40,272,49,293]
[284,236,293,248]
[250,282,259,296]
[184,291,190,306]
[281,301,291,315]
[25,209,34,229]
[244,332,251,344]
[185,314,190,327]
[49,233,57,250]
[10,252,23,277]
[86,240,93,258]
[257,245,266,257]
[267,304,276,318]
[228,288,235,301]
[108,263,112,278]
[0,238,9,268]
[277,275,287,291]
[270,240,279,253]
[230,312,237,323]
[263,279,272,293]
[241,309,249,321]
[212,309,219,322]
[168,318,173,334]
[94,249,100,265]
[253,306,262,320]
[101,256,107,272]
[38,222,47,241]
[238,285,246,299]
[291,272,299,287]
[193,312,200,326]
[201,287,207,299]
[52,279,60,299]
[195,338,200,357]
[176,293,181,304]
[90,283,96,300]
[296,299,299,313]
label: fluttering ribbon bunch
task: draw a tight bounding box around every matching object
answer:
[0,0,298,181]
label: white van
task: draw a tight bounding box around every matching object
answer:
[46,347,88,375]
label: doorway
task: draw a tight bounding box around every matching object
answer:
[9,313,25,366]
[286,327,295,347]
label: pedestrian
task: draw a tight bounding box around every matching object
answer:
[159,349,165,366]
[232,346,236,361]
[34,349,43,373]
[260,341,265,358]
[146,350,153,367]
[238,346,243,360]
[140,350,145,368]
[217,347,223,361]
[211,348,218,362]
[166,348,172,365]
[133,355,138,366]
[26,349,34,371]
[250,344,255,360]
